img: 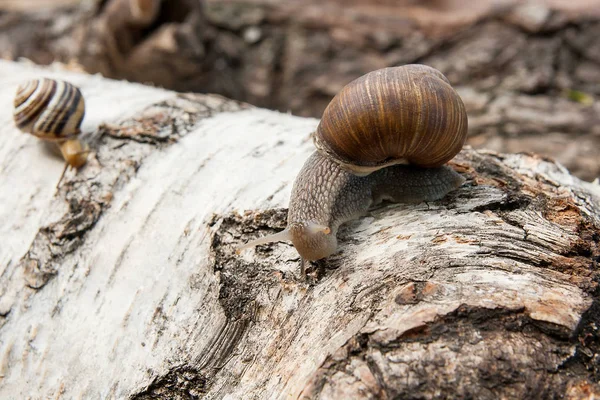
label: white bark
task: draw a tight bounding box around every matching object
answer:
[0,60,599,399]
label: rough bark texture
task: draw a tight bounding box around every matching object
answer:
[0,61,600,399]
[0,0,599,181]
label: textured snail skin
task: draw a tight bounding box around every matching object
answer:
[286,152,464,260]
[13,78,88,168]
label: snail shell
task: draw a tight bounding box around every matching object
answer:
[13,78,85,140]
[313,64,468,175]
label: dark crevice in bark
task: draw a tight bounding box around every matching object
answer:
[131,366,208,400]
[472,194,531,213]
[210,208,289,320]
[563,290,600,380]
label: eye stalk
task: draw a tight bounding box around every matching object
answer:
[236,222,332,258]
[236,228,294,255]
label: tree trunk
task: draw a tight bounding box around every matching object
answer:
[0,61,599,398]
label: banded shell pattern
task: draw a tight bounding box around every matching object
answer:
[314,64,468,175]
[13,78,85,141]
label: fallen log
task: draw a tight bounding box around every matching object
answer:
[0,61,599,399]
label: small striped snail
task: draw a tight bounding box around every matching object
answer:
[239,64,468,264]
[13,78,88,168]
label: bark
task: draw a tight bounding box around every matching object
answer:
[1,0,600,181]
[0,61,599,399]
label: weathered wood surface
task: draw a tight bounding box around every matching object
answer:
[0,61,599,399]
[1,0,600,181]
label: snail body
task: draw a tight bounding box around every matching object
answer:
[13,78,88,168]
[239,65,467,262]
[283,152,464,260]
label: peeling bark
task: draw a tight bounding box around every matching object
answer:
[0,61,599,398]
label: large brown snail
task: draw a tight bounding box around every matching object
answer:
[239,64,468,263]
[13,78,88,168]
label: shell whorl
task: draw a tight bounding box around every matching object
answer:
[314,64,468,175]
[13,78,85,141]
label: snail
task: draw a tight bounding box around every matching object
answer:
[13,78,88,168]
[238,64,468,263]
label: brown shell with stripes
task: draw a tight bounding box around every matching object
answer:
[13,78,85,140]
[313,65,468,175]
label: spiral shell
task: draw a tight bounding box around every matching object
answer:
[13,78,85,141]
[313,65,468,174]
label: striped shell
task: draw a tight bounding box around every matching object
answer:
[13,78,85,141]
[314,65,468,175]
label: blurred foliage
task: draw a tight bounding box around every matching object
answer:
[566,90,594,106]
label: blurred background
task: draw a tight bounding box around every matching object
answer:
[1,0,599,181]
